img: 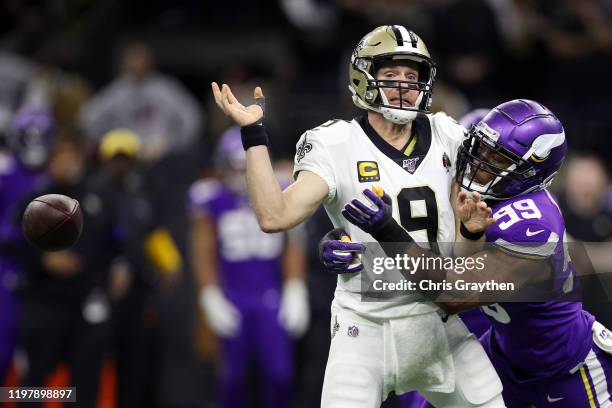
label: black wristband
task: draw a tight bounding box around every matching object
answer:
[240,124,269,150]
[371,218,414,244]
[460,222,485,240]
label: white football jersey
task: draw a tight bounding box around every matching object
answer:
[293,113,466,319]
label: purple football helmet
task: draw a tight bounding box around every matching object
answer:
[9,107,56,170]
[456,99,567,200]
[215,126,246,171]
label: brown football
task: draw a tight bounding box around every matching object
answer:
[22,194,83,251]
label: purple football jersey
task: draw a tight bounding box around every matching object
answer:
[0,153,49,279]
[483,189,594,381]
[0,153,49,381]
[188,180,284,303]
[0,154,49,246]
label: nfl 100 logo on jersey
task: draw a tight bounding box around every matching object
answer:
[402,157,419,173]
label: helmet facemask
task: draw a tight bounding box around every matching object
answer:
[351,55,434,124]
[456,125,537,200]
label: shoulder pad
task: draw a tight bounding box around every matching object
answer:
[0,153,16,176]
[428,112,467,143]
[307,119,353,142]
[188,179,222,208]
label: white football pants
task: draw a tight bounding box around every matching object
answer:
[320,305,505,408]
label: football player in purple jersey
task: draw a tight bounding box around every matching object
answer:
[188,127,309,408]
[0,107,54,383]
[322,99,612,407]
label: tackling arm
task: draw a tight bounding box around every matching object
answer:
[432,248,551,313]
[340,187,553,314]
[370,233,552,314]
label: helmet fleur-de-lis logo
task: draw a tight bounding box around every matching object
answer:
[296,137,312,163]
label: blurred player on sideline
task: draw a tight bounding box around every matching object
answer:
[188,127,309,408]
[18,137,116,407]
[212,25,504,407]
[0,108,53,383]
[95,128,183,407]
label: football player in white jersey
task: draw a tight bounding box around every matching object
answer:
[212,25,504,408]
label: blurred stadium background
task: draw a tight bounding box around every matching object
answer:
[0,0,612,407]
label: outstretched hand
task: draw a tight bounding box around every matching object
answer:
[456,190,495,233]
[211,82,264,127]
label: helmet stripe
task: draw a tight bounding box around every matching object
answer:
[392,25,403,46]
[397,25,417,48]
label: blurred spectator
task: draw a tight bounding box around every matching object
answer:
[433,0,506,105]
[92,128,183,407]
[557,153,612,328]
[527,0,612,60]
[559,154,612,241]
[518,0,612,155]
[0,52,34,123]
[0,50,90,147]
[428,82,470,121]
[280,0,337,31]
[188,127,309,408]
[0,107,54,385]
[17,138,116,407]
[484,0,531,51]
[81,42,203,163]
[337,0,432,34]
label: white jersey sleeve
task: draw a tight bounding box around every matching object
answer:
[292,129,337,203]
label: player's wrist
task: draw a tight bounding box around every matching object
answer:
[282,278,307,299]
[459,222,485,240]
[240,123,269,150]
[200,285,224,309]
[370,217,413,243]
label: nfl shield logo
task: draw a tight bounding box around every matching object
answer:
[347,325,359,337]
[402,157,419,173]
[332,316,340,339]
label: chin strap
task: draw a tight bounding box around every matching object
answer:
[377,90,424,125]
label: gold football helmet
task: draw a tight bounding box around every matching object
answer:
[349,25,436,124]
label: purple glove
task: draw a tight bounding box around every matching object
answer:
[342,189,413,243]
[342,189,393,233]
[318,228,365,274]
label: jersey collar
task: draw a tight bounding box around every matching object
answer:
[356,114,432,174]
